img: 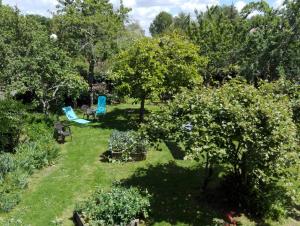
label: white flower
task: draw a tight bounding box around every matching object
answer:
[50,33,58,41]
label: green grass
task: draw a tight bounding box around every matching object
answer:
[0,102,299,226]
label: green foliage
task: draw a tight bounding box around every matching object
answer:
[0,5,18,73]
[111,37,164,99]
[15,139,58,174]
[0,153,15,182]
[0,99,26,152]
[0,121,59,212]
[116,22,145,51]
[150,11,173,36]
[108,130,148,162]
[0,193,20,213]
[54,0,129,59]
[188,5,242,84]
[158,34,206,96]
[238,1,300,82]
[3,35,88,114]
[0,6,88,114]
[53,0,130,97]
[146,79,299,218]
[259,78,300,136]
[172,13,191,34]
[111,34,206,121]
[75,186,151,225]
[183,1,300,84]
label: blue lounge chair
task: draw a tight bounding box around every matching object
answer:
[62,106,90,124]
[96,96,106,116]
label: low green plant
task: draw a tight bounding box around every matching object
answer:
[0,153,15,182]
[75,186,151,226]
[108,130,148,162]
[0,192,20,212]
[0,99,26,152]
[0,121,59,212]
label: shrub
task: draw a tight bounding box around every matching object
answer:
[0,192,20,212]
[146,79,299,219]
[108,130,148,162]
[259,78,300,137]
[0,153,15,182]
[0,99,26,152]
[75,187,151,225]
[0,120,59,212]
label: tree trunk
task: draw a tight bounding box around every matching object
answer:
[88,59,95,107]
[42,100,50,116]
[139,98,145,123]
[202,153,213,192]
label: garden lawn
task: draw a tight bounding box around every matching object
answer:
[0,102,299,226]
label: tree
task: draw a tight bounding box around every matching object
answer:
[146,79,299,218]
[0,13,88,114]
[172,12,191,34]
[157,34,207,97]
[149,11,173,36]
[238,1,300,83]
[53,0,130,105]
[111,37,164,122]
[0,5,19,76]
[116,21,145,51]
[188,5,242,84]
[184,1,300,84]
[111,34,206,122]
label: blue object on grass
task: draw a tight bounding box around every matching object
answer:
[62,106,90,124]
[96,96,106,116]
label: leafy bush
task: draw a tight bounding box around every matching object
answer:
[15,141,58,174]
[108,130,148,162]
[0,99,26,152]
[14,122,58,173]
[75,187,151,226]
[0,121,59,212]
[0,192,20,212]
[259,78,300,137]
[0,153,15,182]
[146,79,299,219]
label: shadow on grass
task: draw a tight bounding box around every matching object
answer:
[121,161,225,226]
[165,141,185,160]
[99,150,111,162]
[91,108,147,131]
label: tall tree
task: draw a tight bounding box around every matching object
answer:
[0,5,19,76]
[188,5,242,84]
[149,11,173,36]
[172,12,191,34]
[0,5,88,114]
[239,0,300,83]
[111,34,206,122]
[53,0,130,105]
[116,21,145,50]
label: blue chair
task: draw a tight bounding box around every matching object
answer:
[62,106,90,124]
[96,96,106,116]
